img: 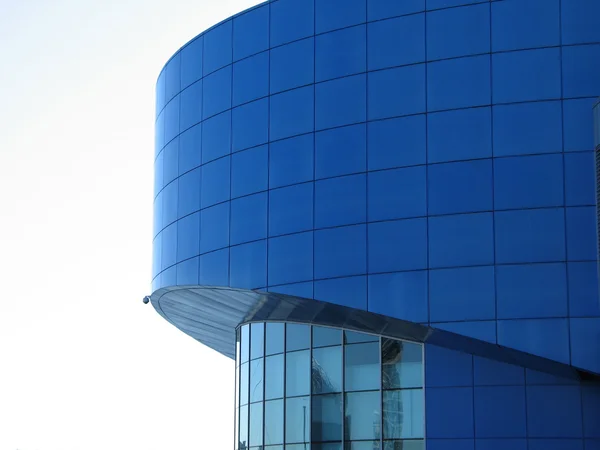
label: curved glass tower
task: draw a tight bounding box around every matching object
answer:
[150,0,600,448]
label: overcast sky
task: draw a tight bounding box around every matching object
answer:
[0,1,260,449]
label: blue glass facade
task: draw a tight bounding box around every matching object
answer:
[151,0,600,448]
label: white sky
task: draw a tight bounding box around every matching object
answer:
[0,1,260,449]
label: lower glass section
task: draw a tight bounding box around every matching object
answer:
[235,322,424,450]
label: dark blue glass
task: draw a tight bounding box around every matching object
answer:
[199,248,229,286]
[568,262,600,317]
[368,115,426,170]
[433,322,496,344]
[161,265,176,286]
[154,151,164,197]
[202,66,232,118]
[368,166,426,221]
[561,0,600,45]
[161,223,177,270]
[181,36,203,89]
[564,98,597,152]
[232,98,269,152]
[155,112,165,156]
[176,257,199,285]
[270,86,314,141]
[427,0,487,10]
[177,167,201,218]
[498,319,570,364]
[562,44,600,98]
[566,206,597,261]
[200,203,230,254]
[367,0,424,20]
[176,212,200,262]
[565,152,595,206]
[233,5,269,61]
[179,81,202,132]
[270,0,314,47]
[368,65,426,120]
[201,110,231,164]
[315,124,366,179]
[269,282,314,298]
[156,71,166,115]
[203,20,232,75]
[269,133,314,188]
[426,387,474,438]
[473,356,525,386]
[230,240,267,289]
[368,14,425,70]
[178,123,202,175]
[315,74,367,130]
[268,232,313,286]
[315,26,366,82]
[233,51,269,106]
[315,174,366,228]
[270,37,314,94]
[572,322,600,375]
[164,52,180,103]
[368,219,427,273]
[161,180,178,228]
[231,145,268,198]
[269,183,313,237]
[315,0,365,33]
[230,193,268,245]
[163,138,179,186]
[368,271,428,323]
[474,386,527,438]
[314,276,367,310]
[526,386,583,438]
[314,225,367,279]
[164,95,180,144]
[200,156,230,208]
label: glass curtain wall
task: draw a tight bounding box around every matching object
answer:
[235,322,424,450]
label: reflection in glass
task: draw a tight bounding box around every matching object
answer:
[345,391,381,441]
[383,441,424,450]
[241,325,250,363]
[250,358,264,403]
[287,323,310,351]
[345,342,379,391]
[239,404,248,450]
[240,362,249,406]
[344,441,381,450]
[287,350,310,397]
[314,444,342,450]
[265,399,284,445]
[266,354,284,400]
[267,322,285,355]
[382,339,423,389]
[312,346,342,394]
[251,322,265,360]
[250,402,263,447]
[286,396,310,443]
[312,394,343,442]
[313,326,342,348]
[266,446,284,450]
[235,357,240,450]
[345,330,378,344]
[383,390,424,439]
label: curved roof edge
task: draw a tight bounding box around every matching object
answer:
[150,286,600,381]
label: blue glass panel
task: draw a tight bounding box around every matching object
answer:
[368,65,426,120]
[562,44,600,98]
[287,350,310,396]
[269,281,313,297]
[270,37,314,94]
[525,369,578,386]
[161,265,176,287]
[492,0,559,52]
[156,70,165,115]
[161,223,177,270]
[429,266,495,322]
[565,152,595,206]
[496,263,568,319]
[152,234,162,278]
[428,441,474,450]
[232,98,269,152]
[200,203,230,253]
[345,342,379,391]
[427,0,487,10]
[498,319,570,364]
[154,150,163,198]
[316,74,366,130]
[474,386,527,438]
[312,346,343,393]
[154,191,163,237]
[199,248,229,286]
[176,212,200,262]
[203,20,232,75]
[201,156,230,208]
[315,225,367,279]
[181,36,203,89]
[315,174,366,228]
[231,145,268,199]
[492,48,561,103]
[568,262,600,317]
[155,112,165,156]
[162,180,178,228]
[425,345,472,387]
[249,402,263,446]
[582,385,600,438]
[428,107,492,163]
[383,389,424,438]
[433,321,496,344]
[271,0,314,46]
[287,323,311,351]
[268,232,313,285]
[164,53,181,103]
[368,166,426,221]
[529,441,583,450]
[368,115,426,170]
[473,356,525,386]
[176,257,199,285]
[177,167,201,218]
[315,124,366,179]
[313,327,342,348]
[382,339,422,389]
[312,393,343,441]
[428,159,493,215]
[427,55,491,111]
[367,0,424,20]
[562,0,600,45]
[285,396,310,443]
[270,86,314,141]
[566,206,597,261]
[495,208,566,264]
[178,123,202,175]
[345,391,380,440]
[233,51,269,106]
[202,110,231,165]
[493,101,562,157]
[202,66,232,118]
[494,154,564,210]
[368,219,427,273]
[269,133,314,188]
[316,25,366,82]
[527,386,583,438]
[250,322,264,360]
[426,387,474,438]
[164,95,180,144]
[180,81,202,132]
[571,318,600,374]
[368,14,425,70]
[269,183,313,237]
[265,354,284,398]
[314,276,367,310]
[564,98,597,152]
[368,271,428,323]
[266,323,285,356]
[230,192,267,245]
[427,4,489,60]
[163,139,179,187]
[316,0,366,33]
[265,399,284,445]
[233,5,269,61]
[230,240,267,289]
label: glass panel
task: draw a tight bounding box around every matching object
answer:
[235,358,240,450]
[265,399,284,445]
[286,396,310,443]
[383,390,424,439]
[251,322,265,360]
[382,339,423,389]
[313,326,342,347]
[344,442,381,450]
[239,404,249,450]
[345,342,380,391]
[345,391,381,441]
[383,441,424,450]
[250,358,264,403]
[266,354,284,400]
[236,328,241,366]
[286,350,310,397]
[267,446,284,450]
[312,346,343,394]
[287,323,310,351]
[314,444,342,450]
[240,362,249,406]
[345,330,378,344]
[286,446,311,450]
[250,402,263,447]
[241,324,250,363]
[267,322,285,355]
[312,394,343,442]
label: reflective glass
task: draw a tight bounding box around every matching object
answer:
[345,331,378,344]
[313,326,342,348]
[286,396,311,443]
[287,323,310,352]
[315,444,342,450]
[203,20,232,75]
[265,399,284,445]
[345,391,381,440]
[249,402,263,447]
[312,346,343,394]
[368,14,424,71]
[314,225,367,279]
[270,37,314,94]
[233,51,269,106]
[250,358,264,403]
[270,0,314,47]
[345,442,381,450]
[266,354,285,400]
[199,248,229,286]
[314,276,368,311]
[312,394,343,442]
[266,322,285,355]
[233,4,268,61]
[269,183,314,237]
[240,362,249,406]
[287,350,310,397]
[382,339,423,389]
[383,441,424,450]
[241,325,250,362]
[345,342,379,391]
[231,145,268,198]
[268,232,314,286]
[315,25,366,83]
[202,65,232,119]
[383,390,424,439]
[239,404,249,449]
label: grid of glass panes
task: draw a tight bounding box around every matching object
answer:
[235,323,424,450]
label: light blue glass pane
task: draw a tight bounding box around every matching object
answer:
[241,324,250,362]
[382,339,423,389]
[239,404,248,449]
[287,350,310,397]
[266,354,285,400]
[286,396,310,444]
[312,394,343,442]
[313,327,342,348]
[266,323,285,356]
[177,168,201,218]
[161,223,177,270]
[164,52,180,103]
[163,139,179,188]
[162,180,178,228]
[249,402,263,446]
[345,342,379,391]
[287,323,310,352]
[240,361,249,405]
[345,330,378,344]
[250,322,264,360]
[265,399,284,445]
[312,346,342,394]
[383,389,424,439]
[345,391,380,440]
[250,358,264,403]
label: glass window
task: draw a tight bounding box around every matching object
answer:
[287,323,310,352]
[286,396,310,444]
[265,354,284,400]
[382,340,423,389]
[239,404,248,450]
[314,225,367,280]
[312,346,343,394]
[287,350,310,397]
[345,342,380,392]
[266,323,285,355]
[313,327,342,348]
[312,394,343,442]
[250,358,264,403]
[249,402,263,447]
[265,399,284,445]
[240,362,249,406]
[383,441,424,450]
[251,323,265,360]
[345,442,381,450]
[383,390,424,439]
[315,444,342,450]
[345,391,381,441]
[345,330,378,344]
[241,325,250,363]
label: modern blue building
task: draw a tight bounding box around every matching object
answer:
[150,0,600,449]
